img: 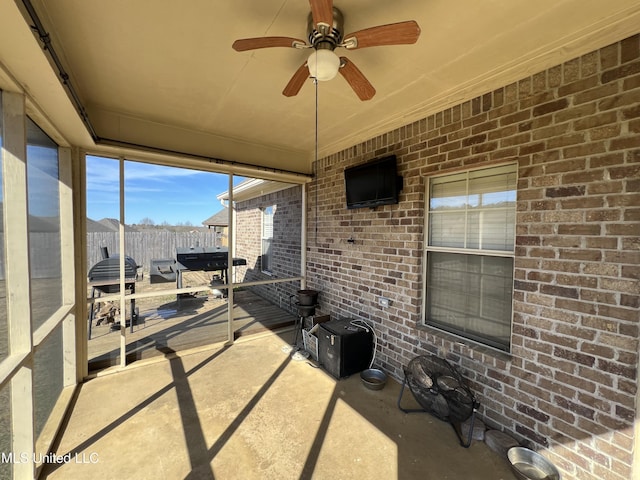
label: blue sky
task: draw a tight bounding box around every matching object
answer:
[86,156,243,226]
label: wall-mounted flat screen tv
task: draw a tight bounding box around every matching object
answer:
[344,155,402,209]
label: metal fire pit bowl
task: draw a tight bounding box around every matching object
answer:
[295,303,316,317]
[507,447,561,480]
[360,368,388,390]
[297,289,319,306]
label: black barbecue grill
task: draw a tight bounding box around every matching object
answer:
[88,254,141,339]
[175,247,247,288]
[88,255,140,290]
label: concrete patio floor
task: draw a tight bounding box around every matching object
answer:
[42,330,517,479]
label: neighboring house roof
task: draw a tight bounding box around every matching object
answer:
[96,218,136,232]
[217,178,295,203]
[28,215,60,232]
[202,208,229,227]
[0,205,63,233]
[86,218,115,232]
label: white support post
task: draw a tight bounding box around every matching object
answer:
[59,147,77,387]
[74,148,88,380]
[2,90,36,479]
[119,156,126,367]
[226,173,234,345]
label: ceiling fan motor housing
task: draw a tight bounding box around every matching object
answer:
[307,7,343,49]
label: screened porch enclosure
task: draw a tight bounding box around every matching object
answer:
[85,158,306,370]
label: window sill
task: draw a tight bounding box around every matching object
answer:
[418,323,513,366]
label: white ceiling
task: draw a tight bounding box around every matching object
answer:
[3,0,640,176]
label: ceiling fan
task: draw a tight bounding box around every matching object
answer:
[232,0,421,100]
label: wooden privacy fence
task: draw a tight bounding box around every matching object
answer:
[0,232,61,280]
[87,231,222,273]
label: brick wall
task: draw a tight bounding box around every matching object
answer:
[306,34,639,479]
[235,185,302,312]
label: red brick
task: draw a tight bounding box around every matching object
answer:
[621,34,640,63]
[541,284,579,299]
[533,98,569,117]
[622,104,640,119]
[598,90,640,111]
[555,395,596,420]
[557,352,597,375]
[557,224,601,235]
[601,61,640,83]
[586,209,621,222]
[558,76,599,96]
[610,135,640,151]
[574,111,618,130]
[545,186,585,197]
[558,249,602,261]
[560,196,605,209]
[573,83,619,104]
[555,103,597,122]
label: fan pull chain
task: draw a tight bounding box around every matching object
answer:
[314,76,319,240]
[314,76,318,166]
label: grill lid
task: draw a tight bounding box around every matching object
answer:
[88,255,139,282]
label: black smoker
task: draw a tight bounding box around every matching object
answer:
[87,249,141,338]
[292,289,319,345]
[296,289,319,316]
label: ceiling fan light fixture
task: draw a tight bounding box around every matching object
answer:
[307,49,340,81]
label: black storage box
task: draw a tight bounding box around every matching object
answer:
[318,318,373,379]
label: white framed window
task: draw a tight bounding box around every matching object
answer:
[423,163,517,351]
[261,205,274,273]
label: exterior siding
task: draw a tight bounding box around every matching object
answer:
[303,34,639,480]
